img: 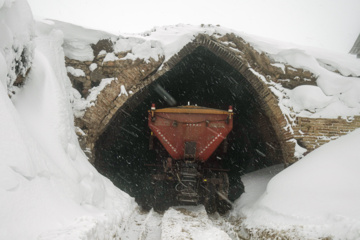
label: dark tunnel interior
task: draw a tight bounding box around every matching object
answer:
[95,46,283,202]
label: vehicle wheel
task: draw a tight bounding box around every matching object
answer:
[137,175,154,211]
[216,172,232,214]
[228,177,245,202]
[164,180,176,207]
[217,199,232,214]
[153,180,169,212]
[204,182,217,214]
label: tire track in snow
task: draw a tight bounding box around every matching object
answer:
[209,214,245,240]
[119,208,162,240]
[120,205,237,240]
[161,205,232,240]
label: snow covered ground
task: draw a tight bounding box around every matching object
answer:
[237,129,360,240]
[1,0,360,239]
[119,206,236,240]
[109,165,285,240]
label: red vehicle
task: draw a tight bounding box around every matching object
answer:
[145,104,237,213]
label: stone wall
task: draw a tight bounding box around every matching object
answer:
[66,42,165,162]
[67,55,163,161]
[293,116,360,152]
[66,51,140,98]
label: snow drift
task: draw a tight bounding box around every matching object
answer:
[239,129,360,239]
[0,1,135,239]
[0,0,33,92]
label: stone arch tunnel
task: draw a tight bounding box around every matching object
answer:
[68,33,360,204]
[94,45,285,201]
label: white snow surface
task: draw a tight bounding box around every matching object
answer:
[71,77,131,118]
[114,36,163,63]
[0,2,135,239]
[161,206,231,240]
[119,85,128,97]
[89,63,97,72]
[66,66,85,77]
[35,19,116,61]
[232,165,284,213]
[0,0,34,91]
[239,129,360,239]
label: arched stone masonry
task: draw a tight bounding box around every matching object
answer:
[73,56,165,162]
[67,33,359,165]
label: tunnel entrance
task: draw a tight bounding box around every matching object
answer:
[95,46,283,202]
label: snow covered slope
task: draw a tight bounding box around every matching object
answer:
[0,1,135,239]
[238,129,360,239]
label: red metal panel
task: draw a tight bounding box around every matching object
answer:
[148,106,233,162]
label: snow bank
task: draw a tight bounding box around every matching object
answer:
[142,24,219,62]
[285,85,335,113]
[35,19,116,61]
[0,2,135,239]
[231,164,284,213]
[0,0,34,92]
[241,129,360,239]
[273,48,360,114]
[114,36,163,63]
[245,39,360,119]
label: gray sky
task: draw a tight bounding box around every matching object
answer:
[27,0,360,54]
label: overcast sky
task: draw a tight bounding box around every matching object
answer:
[27,0,360,54]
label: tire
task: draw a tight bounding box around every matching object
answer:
[204,182,217,214]
[228,177,245,202]
[216,172,232,214]
[153,180,174,212]
[217,199,232,215]
[137,175,154,211]
[153,180,165,212]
